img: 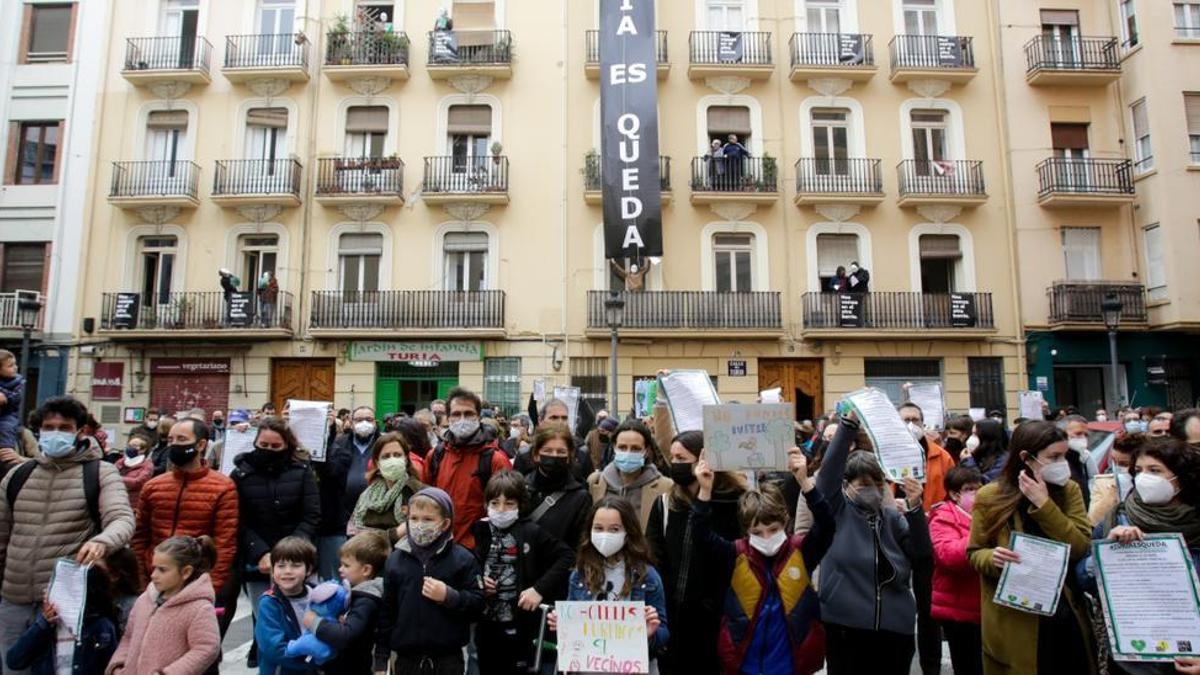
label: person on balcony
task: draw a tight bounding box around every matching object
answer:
[722,134,750,187]
[257,271,278,327]
[829,266,849,293]
[846,261,871,293]
[704,139,726,188]
[218,268,240,326]
[609,258,653,292]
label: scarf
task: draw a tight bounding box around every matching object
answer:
[351,477,411,529]
[1124,494,1200,549]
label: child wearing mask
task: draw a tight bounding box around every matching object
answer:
[300,531,388,675]
[254,537,319,675]
[548,497,669,671]
[375,487,484,675]
[107,536,221,674]
[691,449,834,675]
[928,466,984,675]
[471,471,574,675]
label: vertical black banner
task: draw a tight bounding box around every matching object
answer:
[601,0,663,259]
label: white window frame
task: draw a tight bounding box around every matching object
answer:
[234,98,298,158]
[712,232,756,293]
[899,98,966,161]
[1130,97,1154,173]
[432,222,499,291]
[442,231,489,291]
[1119,0,1139,47]
[325,223,393,291]
[136,101,199,163]
[700,0,755,31]
[907,223,977,292]
[804,222,872,292]
[337,232,385,294]
[1061,226,1102,281]
[700,222,769,292]
[123,225,188,296]
[1186,92,1200,165]
[1177,2,1200,39]
[800,96,867,158]
[225,223,290,291]
[136,235,180,306]
[891,0,957,37]
[1143,223,1167,301]
[236,234,280,291]
[696,96,765,155]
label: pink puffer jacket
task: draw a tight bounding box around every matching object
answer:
[106,573,220,675]
[928,500,981,624]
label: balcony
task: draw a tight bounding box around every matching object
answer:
[1047,282,1148,327]
[211,159,302,207]
[314,157,405,205]
[586,291,783,338]
[794,158,884,206]
[309,290,506,338]
[1024,36,1120,86]
[889,35,977,83]
[222,33,310,83]
[801,292,996,337]
[688,31,773,80]
[121,37,212,87]
[98,291,294,339]
[324,30,409,82]
[689,156,779,204]
[421,156,509,204]
[1036,158,1134,208]
[584,154,671,204]
[585,30,669,79]
[789,33,876,81]
[0,291,44,334]
[426,29,513,80]
[896,160,986,207]
[108,161,201,209]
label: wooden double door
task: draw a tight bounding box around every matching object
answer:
[270,358,335,412]
[758,359,823,421]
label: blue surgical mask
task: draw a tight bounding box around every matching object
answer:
[1125,421,1147,434]
[613,450,645,474]
[39,431,77,459]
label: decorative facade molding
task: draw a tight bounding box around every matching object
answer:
[443,202,491,222]
[236,204,284,223]
[807,77,853,97]
[245,78,291,99]
[447,74,494,95]
[134,206,181,225]
[917,204,963,223]
[813,204,862,223]
[147,81,192,100]
[906,79,952,99]
[337,203,386,222]
[704,76,752,95]
[709,202,757,222]
[345,76,392,97]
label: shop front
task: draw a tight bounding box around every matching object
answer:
[347,340,484,416]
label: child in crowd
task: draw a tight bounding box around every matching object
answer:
[108,535,221,675]
[375,487,484,675]
[102,546,146,635]
[0,349,23,455]
[692,450,834,675]
[299,531,389,675]
[6,565,119,675]
[471,471,575,675]
[548,497,669,671]
[255,537,319,675]
[928,466,984,675]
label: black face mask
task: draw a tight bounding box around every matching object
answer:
[168,444,198,467]
[944,437,965,456]
[669,462,697,487]
[537,455,569,479]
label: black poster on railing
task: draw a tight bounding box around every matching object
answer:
[949,293,976,328]
[227,292,255,327]
[838,34,865,64]
[719,31,744,62]
[937,37,964,66]
[600,0,663,259]
[432,30,458,62]
[113,293,140,329]
[838,293,864,328]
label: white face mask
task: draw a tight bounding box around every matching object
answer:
[145,420,158,430]
[1067,436,1088,454]
[965,435,981,451]
[906,422,924,442]
[749,530,788,557]
[487,507,519,530]
[1134,473,1178,505]
[591,531,626,558]
[1113,466,1134,500]
[1036,458,1072,486]
[353,420,375,438]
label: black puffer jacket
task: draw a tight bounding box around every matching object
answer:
[315,431,377,536]
[524,470,593,550]
[231,450,320,577]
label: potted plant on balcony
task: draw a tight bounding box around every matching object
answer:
[757,154,778,192]
[581,149,601,188]
[330,13,352,64]
[379,30,409,63]
[490,142,503,165]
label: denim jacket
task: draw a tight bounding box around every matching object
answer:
[565,565,670,650]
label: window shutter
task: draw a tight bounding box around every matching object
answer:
[452,0,495,30]
[147,110,189,129]
[707,106,752,136]
[345,106,389,133]
[713,233,752,248]
[1143,225,1166,290]
[1040,10,1080,25]
[1061,227,1100,280]
[816,233,860,276]
[1050,123,1090,150]
[444,231,488,252]
[447,105,492,135]
[338,233,383,254]
[1131,100,1149,137]
[1185,93,1200,134]
[919,234,962,259]
[247,107,288,129]
[0,243,47,293]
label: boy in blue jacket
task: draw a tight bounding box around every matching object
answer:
[0,350,24,455]
[300,531,388,674]
[255,536,318,675]
[374,487,484,675]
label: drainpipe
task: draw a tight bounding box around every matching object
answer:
[560,0,570,380]
[298,15,322,351]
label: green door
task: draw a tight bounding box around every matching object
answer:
[375,363,460,416]
[375,379,400,419]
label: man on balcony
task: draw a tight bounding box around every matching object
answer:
[609,258,654,292]
[722,133,749,187]
[847,260,871,293]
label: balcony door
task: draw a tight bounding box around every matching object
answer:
[138,236,177,311]
[338,233,382,306]
[444,231,488,292]
[811,108,850,177]
[246,107,288,189]
[343,106,390,191]
[706,0,745,31]
[1061,227,1101,281]
[239,235,279,291]
[900,0,939,62]
[919,234,960,293]
[161,0,199,68]
[805,0,841,33]
[145,110,189,190]
[447,104,493,192]
[911,109,950,182]
[1041,10,1081,66]
[256,0,296,61]
[713,233,754,293]
[1051,123,1091,190]
[902,0,939,35]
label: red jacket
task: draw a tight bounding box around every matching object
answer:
[428,439,511,549]
[923,441,956,512]
[928,500,980,624]
[131,466,239,592]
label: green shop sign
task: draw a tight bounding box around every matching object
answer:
[347,341,484,363]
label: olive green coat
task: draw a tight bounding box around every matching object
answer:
[967,479,1097,675]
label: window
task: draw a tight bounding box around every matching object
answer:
[707,105,752,145]
[1130,98,1153,172]
[816,233,859,290]
[452,0,496,30]
[864,359,942,405]
[806,0,841,33]
[160,0,199,68]
[443,231,488,291]
[345,106,389,158]
[919,234,961,293]
[1120,0,1138,47]
[11,121,61,185]
[811,108,850,174]
[572,357,609,413]
[706,0,745,31]
[1143,223,1167,301]
[0,243,47,293]
[1051,122,1090,189]
[447,104,491,170]
[902,0,938,35]
[1177,2,1200,39]
[338,233,382,295]
[1061,227,1101,280]
[22,4,73,63]
[357,0,396,26]
[257,0,296,52]
[1185,93,1200,164]
[146,110,189,165]
[238,235,279,291]
[713,233,753,292]
[138,236,178,306]
[1040,10,1080,64]
[911,109,948,174]
[246,107,288,163]
[483,357,521,417]
[968,357,1006,418]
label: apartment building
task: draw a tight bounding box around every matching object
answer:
[994,0,1200,414]
[0,0,107,408]
[67,0,1030,425]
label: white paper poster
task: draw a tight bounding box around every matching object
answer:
[906,383,945,430]
[552,385,581,431]
[657,370,720,433]
[287,400,331,462]
[993,532,1070,617]
[556,601,650,674]
[703,404,794,471]
[1019,390,1045,421]
[533,378,546,403]
[219,427,257,476]
[969,408,987,421]
[759,387,782,404]
[48,558,89,672]
[844,387,926,482]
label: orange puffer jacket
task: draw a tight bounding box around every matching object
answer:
[131,466,239,592]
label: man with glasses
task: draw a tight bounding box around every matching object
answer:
[315,406,379,579]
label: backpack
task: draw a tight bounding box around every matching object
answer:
[426,443,496,492]
[6,459,103,534]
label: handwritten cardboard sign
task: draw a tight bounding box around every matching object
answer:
[556,601,650,674]
[702,403,794,471]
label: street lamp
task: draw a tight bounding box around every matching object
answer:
[16,292,42,415]
[604,290,626,416]
[1101,292,1123,415]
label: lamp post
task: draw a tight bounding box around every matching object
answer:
[604,290,626,416]
[16,292,42,417]
[1101,292,1123,415]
